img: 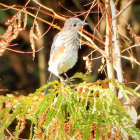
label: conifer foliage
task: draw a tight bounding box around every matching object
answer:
[0,76,140,139]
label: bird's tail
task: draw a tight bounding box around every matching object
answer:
[44,73,59,95]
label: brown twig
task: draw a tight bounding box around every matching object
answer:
[6,47,43,54]
[112,0,134,20]
[0,2,61,30]
[0,2,106,46]
[32,0,65,21]
[121,44,140,53]
[121,55,140,66]
[83,0,97,22]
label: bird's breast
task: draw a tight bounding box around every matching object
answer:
[57,46,78,74]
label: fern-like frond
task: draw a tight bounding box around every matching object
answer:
[0,78,140,139]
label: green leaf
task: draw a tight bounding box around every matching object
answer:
[70,72,88,81]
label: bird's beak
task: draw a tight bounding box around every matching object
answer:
[83,22,88,26]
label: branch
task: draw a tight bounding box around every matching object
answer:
[121,55,140,66]
[104,0,116,94]
[112,0,134,20]
[32,0,65,21]
[0,2,106,58]
[110,0,124,101]
[121,44,140,53]
[105,0,115,79]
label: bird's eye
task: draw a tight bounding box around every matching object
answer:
[72,23,77,27]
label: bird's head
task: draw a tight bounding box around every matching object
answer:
[63,18,88,32]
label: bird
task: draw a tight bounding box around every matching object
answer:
[44,18,87,94]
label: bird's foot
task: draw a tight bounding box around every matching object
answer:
[64,73,73,85]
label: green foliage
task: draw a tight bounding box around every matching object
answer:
[0,74,140,139]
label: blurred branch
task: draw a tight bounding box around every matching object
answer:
[135,84,140,92]
[112,0,134,20]
[121,44,140,53]
[121,55,140,66]
[36,23,47,86]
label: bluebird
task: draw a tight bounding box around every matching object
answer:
[45,18,87,94]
